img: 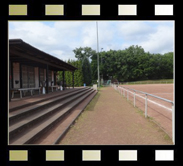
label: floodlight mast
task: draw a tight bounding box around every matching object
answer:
[96,21,100,88]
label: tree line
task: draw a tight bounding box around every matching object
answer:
[58,45,173,86]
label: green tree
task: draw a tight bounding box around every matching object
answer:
[72,45,173,84]
[161,52,173,78]
[57,59,84,87]
[73,47,96,86]
[73,47,96,60]
[82,56,92,85]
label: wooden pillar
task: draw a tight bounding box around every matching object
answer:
[11,61,14,89]
[46,64,49,93]
[54,71,57,85]
[9,59,12,102]
[72,71,74,88]
[62,70,65,90]
[38,67,41,87]
[20,63,22,88]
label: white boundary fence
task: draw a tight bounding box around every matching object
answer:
[111,83,175,144]
[119,80,173,85]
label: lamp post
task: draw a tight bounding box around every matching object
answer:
[101,48,103,85]
[96,21,100,87]
[81,49,85,87]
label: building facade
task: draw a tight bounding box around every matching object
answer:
[9,39,77,100]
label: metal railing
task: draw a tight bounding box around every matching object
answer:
[119,80,173,85]
[111,83,175,144]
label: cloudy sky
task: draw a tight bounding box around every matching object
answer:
[9,21,174,61]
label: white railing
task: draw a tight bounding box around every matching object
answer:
[111,83,175,144]
[119,80,173,85]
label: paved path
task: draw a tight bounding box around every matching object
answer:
[59,87,172,145]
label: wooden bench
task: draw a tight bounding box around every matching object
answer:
[18,87,41,98]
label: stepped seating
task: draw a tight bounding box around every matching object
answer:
[9,87,85,112]
[9,87,97,145]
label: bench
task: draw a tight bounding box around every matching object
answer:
[11,88,19,98]
[51,85,59,92]
[18,87,41,98]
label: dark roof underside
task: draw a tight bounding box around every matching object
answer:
[9,39,77,72]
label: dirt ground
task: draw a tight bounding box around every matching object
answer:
[119,84,174,138]
[59,86,173,145]
[121,84,173,101]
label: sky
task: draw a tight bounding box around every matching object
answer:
[9,21,174,61]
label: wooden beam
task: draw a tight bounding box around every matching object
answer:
[10,49,73,71]
[54,72,57,85]
[20,63,22,88]
[11,61,14,89]
[39,67,41,87]
[46,64,49,94]
[9,59,12,102]
[72,71,74,88]
[62,70,65,90]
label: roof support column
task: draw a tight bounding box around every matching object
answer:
[62,70,65,90]
[46,64,49,94]
[20,63,22,88]
[54,71,57,85]
[72,71,74,89]
[38,67,41,87]
[9,59,12,102]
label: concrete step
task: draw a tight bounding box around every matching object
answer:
[9,88,90,125]
[34,90,97,144]
[54,91,97,144]
[9,87,89,112]
[9,88,93,140]
[9,89,95,145]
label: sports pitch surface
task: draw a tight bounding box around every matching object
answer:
[121,84,173,101]
[59,86,173,145]
[120,84,174,138]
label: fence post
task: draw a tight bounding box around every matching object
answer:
[134,91,136,107]
[145,94,148,118]
[172,104,175,144]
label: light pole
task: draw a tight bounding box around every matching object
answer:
[101,48,103,85]
[96,21,100,87]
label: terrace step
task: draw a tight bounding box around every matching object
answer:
[9,87,88,112]
[55,91,97,144]
[34,90,97,144]
[9,88,92,140]
[9,89,95,145]
[9,88,90,125]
